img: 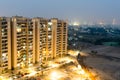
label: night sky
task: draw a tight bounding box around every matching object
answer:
[0,0,120,24]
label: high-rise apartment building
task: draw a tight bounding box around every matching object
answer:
[32,18,53,64]
[11,16,35,69]
[0,17,11,73]
[32,18,67,64]
[0,16,67,73]
[51,19,67,58]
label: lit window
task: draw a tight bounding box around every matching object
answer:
[29,46,32,49]
[17,28,21,32]
[29,31,32,34]
[30,43,32,46]
[48,35,51,39]
[2,54,6,57]
[18,51,20,53]
[2,29,4,32]
[23,58,26,61]
[43,51,46,54]
[23,46,26,49]
[43,24,46,27]
[23,43,26,45]
[2,33,4,36]
[48,28,51,31]
[21,24,25,26]
[17,64,20,67]
[48,22,52,25]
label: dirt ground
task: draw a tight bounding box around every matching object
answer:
[82,45,120,80]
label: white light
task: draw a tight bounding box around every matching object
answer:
[48,22,52,25]
[76,51,79,54]
[17,28,21,32]
[0,76,4,79]
[2,33,4,35]
[29,31,32,34]
[43,24,46,27]
[77,65,82,70]
[23,58,26,61]
[50,71,60,80]
[17,64,20,67]
[73,22,80,26]
[29,46,32,49]
[79,70,85,74]
[18,51,20,53]
[23,46,25,49]
[2,29,4,32]
[48,28,51,31]
[48,35,51,39]
[50,70,65,80]
[2,54,6,57]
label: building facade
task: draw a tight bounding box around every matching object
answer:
[32,18,53,64]
[0,17,11,73]
[32,18,67,64]
[11,16,35,69]
[51,19,67,58]
[0,16,67,73]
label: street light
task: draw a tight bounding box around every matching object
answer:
[50,70,63,80]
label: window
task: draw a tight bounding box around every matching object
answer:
[48,35,51,39]
[48,22,52,26]
[17,28,21,32]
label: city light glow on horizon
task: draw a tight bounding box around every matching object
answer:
[69,21,80,26]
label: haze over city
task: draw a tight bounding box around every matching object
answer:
[1,0,120,80]
[0,0,120,24]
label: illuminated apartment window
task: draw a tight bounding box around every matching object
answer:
[48,22,52,25]
[2,53,6,57]
[17,27,21,32]
[23,58,26,61]
[17,64,20,67]
[17,51,20,53]
[29,43,32,46]
[23,43,26,45]
[48,35,51,39]
[2,57,7,61]
[43,24,46,27]
[29,46,32,49]
[29,31,32,34]
[23,46,26,49]
[23,32,26,34]
[48,27,51,31]
[2,32,4,36]
[2,29,4,32]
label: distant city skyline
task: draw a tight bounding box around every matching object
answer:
[0,0,120,24]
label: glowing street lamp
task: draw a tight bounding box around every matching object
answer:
[50,70,64,80]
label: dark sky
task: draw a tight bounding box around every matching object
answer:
[0,0,120,24]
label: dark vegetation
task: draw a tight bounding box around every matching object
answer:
[68,25,120,49]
